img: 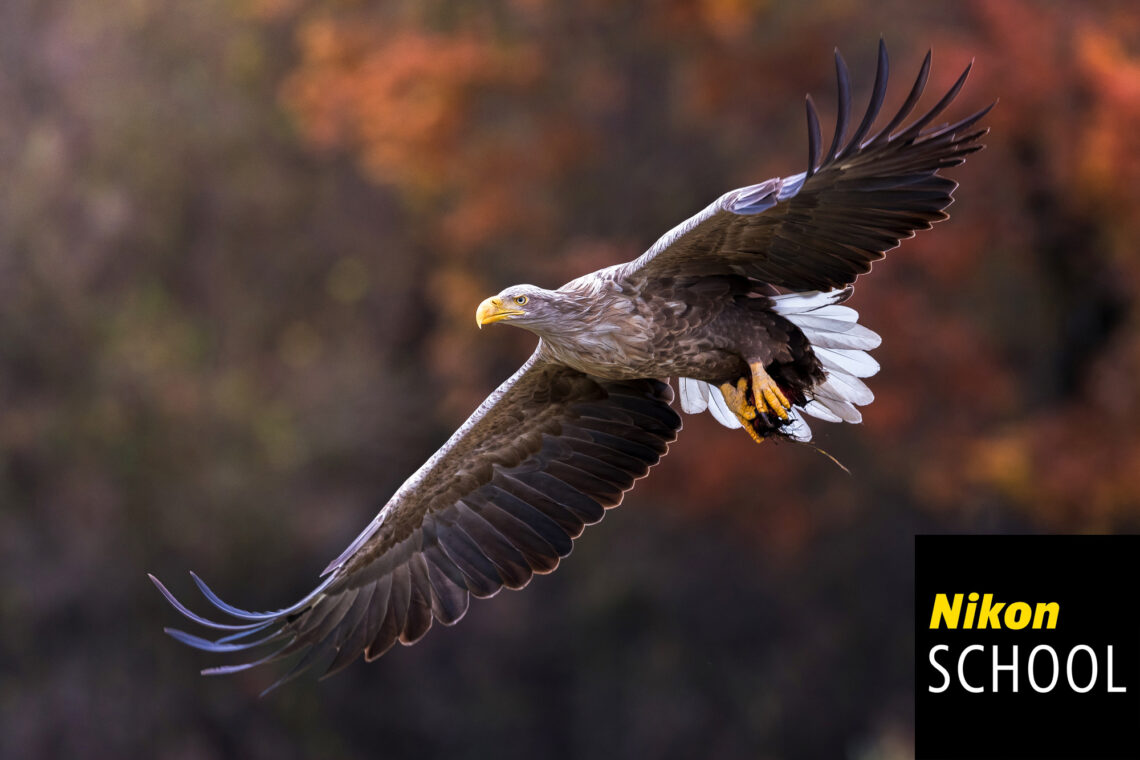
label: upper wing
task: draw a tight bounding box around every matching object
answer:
[620,41,993,291]
[151,350,681,692]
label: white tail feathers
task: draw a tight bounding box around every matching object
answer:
[677,376,710,414]
[677,377,742,429]
[677,288,882,442]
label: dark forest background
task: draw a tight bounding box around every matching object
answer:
[2,1,1139,758]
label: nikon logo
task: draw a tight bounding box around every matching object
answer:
[929,593,1059,630]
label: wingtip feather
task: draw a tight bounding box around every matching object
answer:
[805,94,822,178]
[839,39,890,158]
[150,572,268,631]
[190,571,272,621]
[827,49,852,161]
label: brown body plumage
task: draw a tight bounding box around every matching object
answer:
[152,42,991,691]
[531,269,826,440]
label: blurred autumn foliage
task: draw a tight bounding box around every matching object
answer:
[2,0,1139,758]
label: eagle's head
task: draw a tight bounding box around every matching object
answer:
[475,285,563,332]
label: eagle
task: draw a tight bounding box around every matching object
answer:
[153,42,990,692]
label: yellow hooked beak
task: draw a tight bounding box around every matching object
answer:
[475,296,525,328]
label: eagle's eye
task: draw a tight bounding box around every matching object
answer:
[514,295,528,306]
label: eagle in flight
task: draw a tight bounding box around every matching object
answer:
[153,42,990,692]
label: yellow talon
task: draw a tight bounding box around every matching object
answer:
[719,379,767,444]
[750,362,791,421]
[718,380,756,421]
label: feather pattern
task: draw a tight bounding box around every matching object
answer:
[152,354,679,690]
[621,39,992,291]
[643,41,987,441]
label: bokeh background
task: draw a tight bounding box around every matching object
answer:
[2,0,1139,757]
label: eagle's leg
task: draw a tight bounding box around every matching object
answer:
[749,362,791,421]
[718,379,766,445]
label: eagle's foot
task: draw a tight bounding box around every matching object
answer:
[749,362,791,421]
[718,379,766,444]
[718,378,757,421]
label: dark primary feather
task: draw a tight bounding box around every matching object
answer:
[152,353,680,692]
[623,39,993,291]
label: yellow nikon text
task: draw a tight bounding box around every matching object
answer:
[929,593,1059,630]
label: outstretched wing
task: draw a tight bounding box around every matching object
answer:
[620,41,993,291]
[152,350,681,692]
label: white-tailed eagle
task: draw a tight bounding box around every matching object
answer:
[153,42,990,692]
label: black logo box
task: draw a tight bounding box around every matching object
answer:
[916,535,1140,760]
